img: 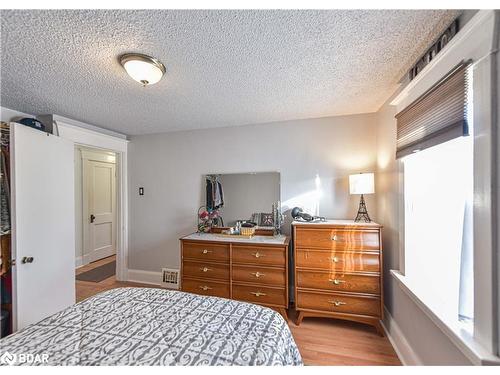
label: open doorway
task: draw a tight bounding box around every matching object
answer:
[74,146,118,293]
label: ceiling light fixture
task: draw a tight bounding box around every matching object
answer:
[119,53,166,86]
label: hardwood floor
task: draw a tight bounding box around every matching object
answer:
[76,255,152,302]
[287,309,401,365]
[75,256,401,365]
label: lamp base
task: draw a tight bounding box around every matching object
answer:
[354,194,371,223]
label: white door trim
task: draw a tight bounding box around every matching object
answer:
[55,115,129,281]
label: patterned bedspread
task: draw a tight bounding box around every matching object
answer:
[0,287,302,366]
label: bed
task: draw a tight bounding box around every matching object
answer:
[0,287,302,366]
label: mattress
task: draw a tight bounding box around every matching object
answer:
[0,287,302,366]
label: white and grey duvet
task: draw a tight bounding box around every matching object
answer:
[0,287,302,366]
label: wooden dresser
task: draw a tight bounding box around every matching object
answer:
[292,220,383,334]
[180,233,290,319]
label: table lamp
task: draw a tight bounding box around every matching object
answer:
[349,173,374,222]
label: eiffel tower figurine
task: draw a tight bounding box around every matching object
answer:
[354,194,371,222]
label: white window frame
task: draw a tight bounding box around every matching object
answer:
[389,10,500,364]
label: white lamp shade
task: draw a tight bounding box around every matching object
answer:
[123,59,164,85]
[349,173,375,195]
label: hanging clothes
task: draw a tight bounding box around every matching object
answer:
[206,178,214,210]
[0,123,10,235]
[206,176,224,211]
[214,181,224,209]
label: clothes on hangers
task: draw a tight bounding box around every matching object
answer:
[0,123,10,236]
[214,181,224,209]
[206,176,224,210]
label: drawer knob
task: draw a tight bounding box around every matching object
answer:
[251,272,265,278]
[329,300,347,307]
[202,249,212,254]
[329,279,345,285]
[200,267,212,272]
[332,256,339,263]
[331,235,338,241]
[199,285,212,291]
[253,252,265,258]
[250,291,267,297]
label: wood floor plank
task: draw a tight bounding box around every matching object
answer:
[75,256,401,366]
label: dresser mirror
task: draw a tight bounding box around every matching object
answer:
[204,172,280,228]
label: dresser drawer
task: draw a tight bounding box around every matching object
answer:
[182,260,229,281]
[297,270,380,295]
[182,278,230,298]
[232,283,286,307]
[232,265,286,286]
[232,245,286,267]
[295,228,380,251]
[297,290,381,317]
[296,250,380,272]
[182,241,229,262]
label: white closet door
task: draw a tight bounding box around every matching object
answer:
[10,123,75,331]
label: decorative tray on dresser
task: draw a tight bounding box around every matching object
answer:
[180,232,290,320]
[292,220,384,335]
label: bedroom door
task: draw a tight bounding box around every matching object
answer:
[10,123,75,331]
[82,150,116,264]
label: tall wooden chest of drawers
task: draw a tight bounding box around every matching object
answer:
[180,233,290,320]
[292,220,384,334]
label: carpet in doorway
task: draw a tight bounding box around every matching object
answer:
[76,261,116,282]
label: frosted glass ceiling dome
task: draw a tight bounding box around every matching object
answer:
[119,53,166,86]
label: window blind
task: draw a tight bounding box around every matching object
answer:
[395,63,470,159]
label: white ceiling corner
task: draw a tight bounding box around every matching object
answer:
[0,9,461,135]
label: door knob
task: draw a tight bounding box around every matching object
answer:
[22,256,34,264]
[90,214,96,223]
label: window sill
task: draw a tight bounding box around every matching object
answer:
[390,270,500,365]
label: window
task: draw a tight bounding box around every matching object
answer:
[399,63,474,332]
[403,133,473,329]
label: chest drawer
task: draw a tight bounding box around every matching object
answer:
[232,265,286,286]
[232,245,286,267]
[182,278,230,298]
[182,260,229,281]
[295,228,380,251]
[232,283,286,307]
[296,250,380,272]
[296,270,380,295]
[182,241,229,262]
[297,290,381,317]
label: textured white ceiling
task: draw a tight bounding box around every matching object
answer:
[1,9,461,135]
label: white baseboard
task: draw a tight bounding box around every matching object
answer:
[127,269,163,286]
[381,306,422,366]
[75,256,83,268]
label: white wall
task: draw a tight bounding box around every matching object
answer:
[375,98,473,365]
[0,106,33,122]
[375,10,499,365]
[128,113,378,272]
